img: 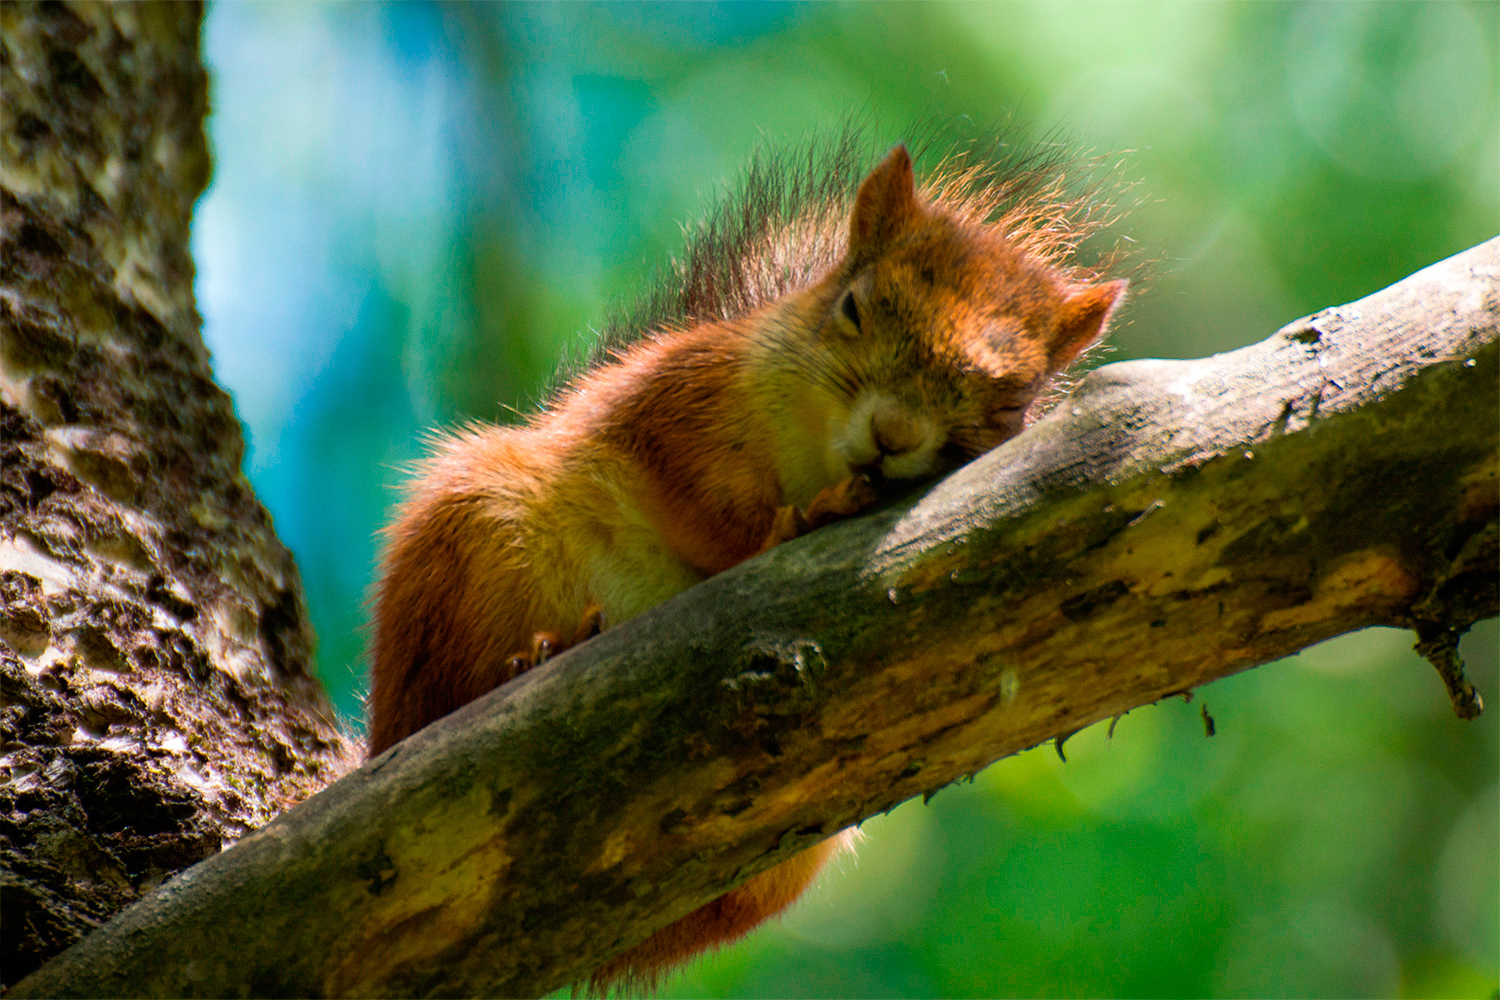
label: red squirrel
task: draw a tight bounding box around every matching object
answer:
[368,135,1128,989]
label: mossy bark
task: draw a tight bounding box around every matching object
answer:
[0,2,357,988]
[13,239,1496,998]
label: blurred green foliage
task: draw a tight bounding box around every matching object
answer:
[194,2,1497,996]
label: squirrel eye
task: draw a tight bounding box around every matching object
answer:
[839,290,862,333]
[988,402,1028,426]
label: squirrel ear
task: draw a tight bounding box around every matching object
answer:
[849,145,921,260]
[1049,279,1128,370]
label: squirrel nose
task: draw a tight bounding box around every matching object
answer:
[870,408,924,457]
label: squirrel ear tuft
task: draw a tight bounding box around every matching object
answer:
[1049,279,1128,370]
[849,145,921,261]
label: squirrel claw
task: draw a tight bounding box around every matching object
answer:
[505,653,532,678]
[574,604,605,643]
[531,631,564,665]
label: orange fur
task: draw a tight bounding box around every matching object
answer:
[368,141,1128,989]
[588,830,859,994]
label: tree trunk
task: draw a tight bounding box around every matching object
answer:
[12,234,1496,997]
[0,2,357,989]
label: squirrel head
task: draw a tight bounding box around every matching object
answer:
[785,144,1127,490]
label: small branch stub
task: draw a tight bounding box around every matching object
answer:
[1415,624,1485,720]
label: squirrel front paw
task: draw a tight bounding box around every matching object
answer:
[757,504,812,553]
[804,472,882,528]
[756,473,882,553]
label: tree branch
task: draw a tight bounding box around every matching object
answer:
[14,240,1498,999]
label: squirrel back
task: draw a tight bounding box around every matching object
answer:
[368,124,1131,990]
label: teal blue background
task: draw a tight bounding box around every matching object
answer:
[194,3,1497,996]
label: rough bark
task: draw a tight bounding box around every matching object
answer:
[13,239,1497,999]
[0,2,358,989]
